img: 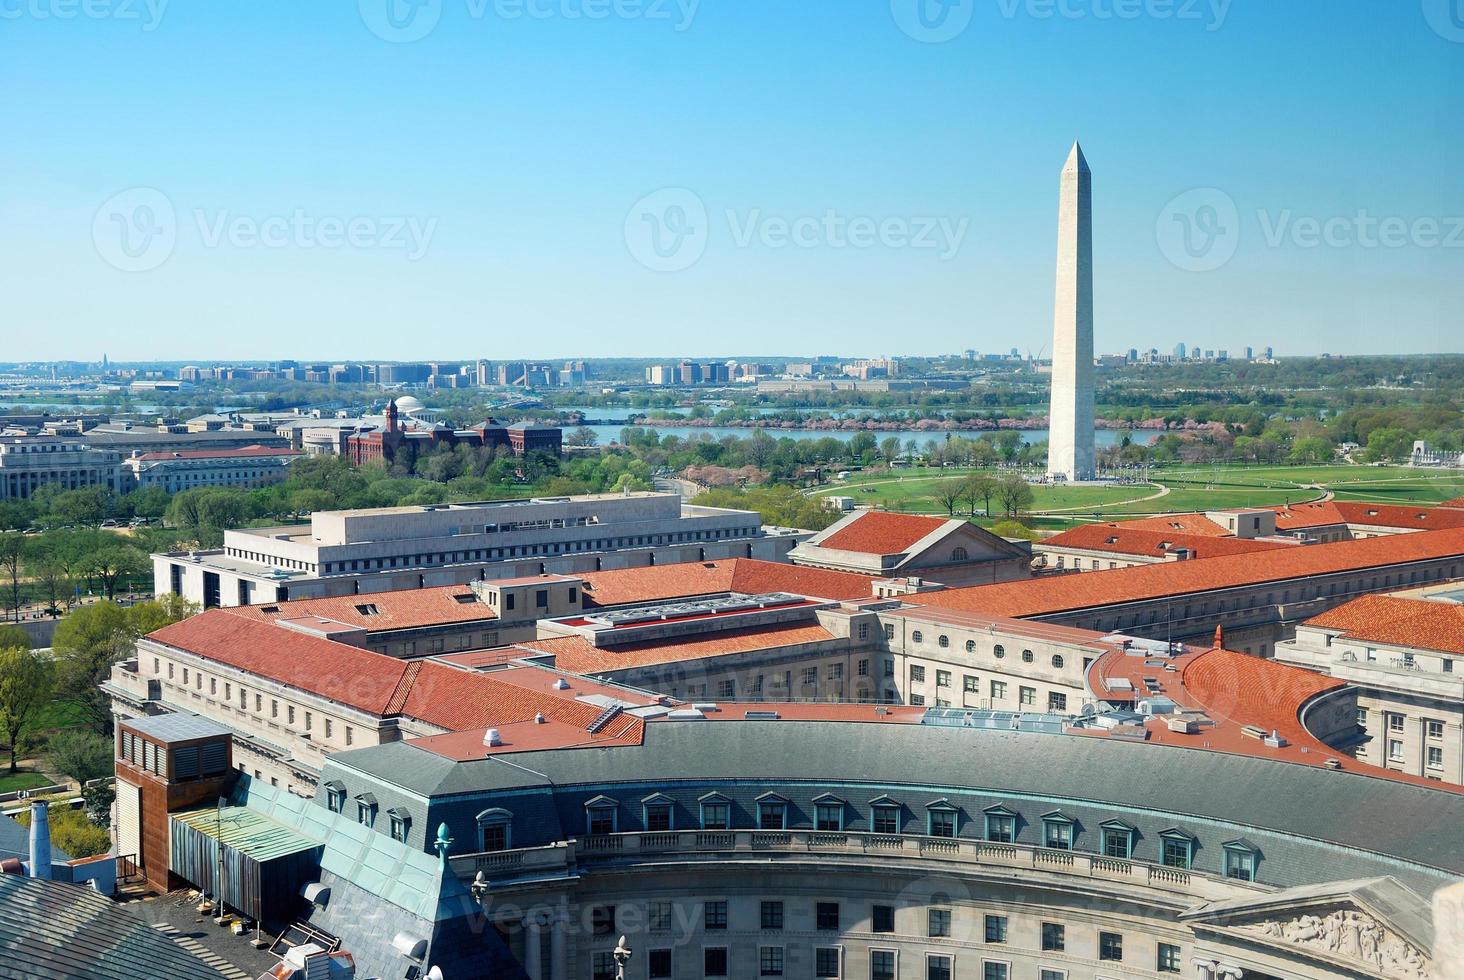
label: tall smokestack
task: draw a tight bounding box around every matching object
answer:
[28,802,51,880]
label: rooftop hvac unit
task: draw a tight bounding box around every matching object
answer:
[483,728,502,747]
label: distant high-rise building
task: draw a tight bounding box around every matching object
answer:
[1244,346,1254,361]
[1046,142,1095,482]
[1265,346,1275,360]
[1174,342,1186,359]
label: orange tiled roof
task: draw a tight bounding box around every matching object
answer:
[1443,496,1464,510]
[814,511,950,555]
[578,559,876,607]
[1266,500,1464,532]
[1040,523,1294,560]
[1112,514,1231,537]
[1305,594,1464,656]
[514,622,838,674]
[226,588,496,631]
[912,526,1464,618]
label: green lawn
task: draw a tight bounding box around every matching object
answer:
[0,771,54,794]
[25,701,90,736]
[809,463,1464,524]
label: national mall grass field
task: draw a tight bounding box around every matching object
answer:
[806,464,1464,530]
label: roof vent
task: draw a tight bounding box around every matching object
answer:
[1324,757,1343,770]
[534,712,546,724]
[483,728,502,747]
[552,678,570,690]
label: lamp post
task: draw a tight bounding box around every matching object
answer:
[613,935,632,980]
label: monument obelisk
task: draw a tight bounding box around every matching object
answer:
[1046,141,1095,482]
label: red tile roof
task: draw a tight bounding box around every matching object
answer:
[577,559,875,607]
[1305,594,1464,656]
[513,622,838,674]
[131,445,301,461]
[1443,496,1464,510]
[912,527,1464,618]
[1086,644,1460,791]
[226,589,496,631]
[1111,514,1231,537]
[1267,500,1464,532]
[145,610,642,743]
[1039,523,1295,560]
[813,511,950,555]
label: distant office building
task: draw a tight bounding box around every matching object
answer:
[152,491,806,607]
[122,445,303,493]
[474,360,493,386]
[497,362,555,387]
[678,361,703,385]
[644,364,675,385]
[0,435,122,500]
[377,363,432,385]
[701,362,729,384]
[83,423,291,455]
[1245,346,1255,360]
[1174,342,1186,359]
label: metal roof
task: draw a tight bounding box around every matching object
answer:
[172,805,322,862]
[0,875,228,980]
[123,713,231,743]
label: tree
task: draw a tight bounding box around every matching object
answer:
[48,730,115,784]
[0,646,53,772]
[1364,427,1413,463]
[990,519,1039,541]
[0,624,29,651]
[1288,437,1334,466]
[51,601,134,734]
[960,474,999,517]
[878,436,901,467]
[566,426,599,448]
[933,480,963,517]
[0,532,21,623]
[84,545,148,600]
[996,474,1035,517]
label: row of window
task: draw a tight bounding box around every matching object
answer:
[153,656,353,746]
[906,641,1065,673]
[474,795,1260,880]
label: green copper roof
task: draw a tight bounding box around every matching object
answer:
[172,805,321,862]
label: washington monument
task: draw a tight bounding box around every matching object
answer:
[1046,141,1095,482]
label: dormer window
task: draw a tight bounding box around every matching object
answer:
[476,808,512,851]
[812,794,845,831]
[642,794,675,832]
[983,805,1016,843]
[926,800,957,838]
[869,797,901,835]
[1099,819,1135,859]
[585,796,619,836]
[354,603,379,616]
[699,793,731,830]
[355,793,378,828]
[388,808,410,843]
[323,780,346,814]
[1160,828,1196,869]
[756,794,788,830]
[1222,839,1259,881]
[1041,811,1074,850]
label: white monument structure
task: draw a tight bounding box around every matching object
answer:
[1046,141,1096,481]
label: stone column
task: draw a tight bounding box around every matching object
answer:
[524,914,542,980]
[1436,879,1464,980]
[1191,958,1219,980]
[550,901,568,980]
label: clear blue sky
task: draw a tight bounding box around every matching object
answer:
[3,0,1462,361]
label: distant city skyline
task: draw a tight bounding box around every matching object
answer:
[5,2,1461,360]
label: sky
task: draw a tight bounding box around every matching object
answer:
[3,0,1463,361]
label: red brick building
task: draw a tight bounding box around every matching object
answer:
[346,400,560,467]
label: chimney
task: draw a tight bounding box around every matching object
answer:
[1212,624,1224,650]
[28,802,51,880]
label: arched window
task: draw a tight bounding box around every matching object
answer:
[993,644,1005,659]
[1052,655,1064,669]
[476,808,513,852]
[951,547,968,562]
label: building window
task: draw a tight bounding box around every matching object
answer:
[936,670,951,687]
[858,659,870,676]
[910,694,926,706]
[870,950,895,980]
[1040,971,1065,980]
[1099,932,1123,962]
[1428,746,1444,768]
[1160,832,1193,869]
[592,951,616,980]
[1157,943,1182,973]
[325,786,345,813]
[963,675,978,693]
[1101,823,1133,858]
[389,811,409,843]
[591,906,616,936]
[990,680,1006,700]
[1048,692,1067,712]
[817,902,839,930]
[1427,719,1444,739]
[984,810,1014,843]
[1019,686,1035,706]
[984,915,1007,944]
[1389,739,1405,761]
[477,809,511,852]
[926,955,951,980]
[803,667,818,685]
[761,901,784,930]
[911,665,926,683]
[884,624,895,641]
[858,623,869,641]
[645,802,673,832]
[758,800,787,830]
[1223,842,1258,881]
[587,804,617,836]
[759,947,784,977]
[704,948,728,978]
[1041,922,1065,952]
[1043,817,1072,850]
[701,800,730,830]
[1388,713,1405,732]
[356,798,376,828]
[649,949,672,979]
[928,808,956,838]
[815,947,840,978]
[1051,654,1064,669]
[993,644,1005,659]
[928,908,951,937]
[704,901,728,930]
[938,635,950,649]
[912,631,923,645]
[816,802,844,831]
[872,905,894,933]
[1021,649,1034,663]
[648,902,672,933]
